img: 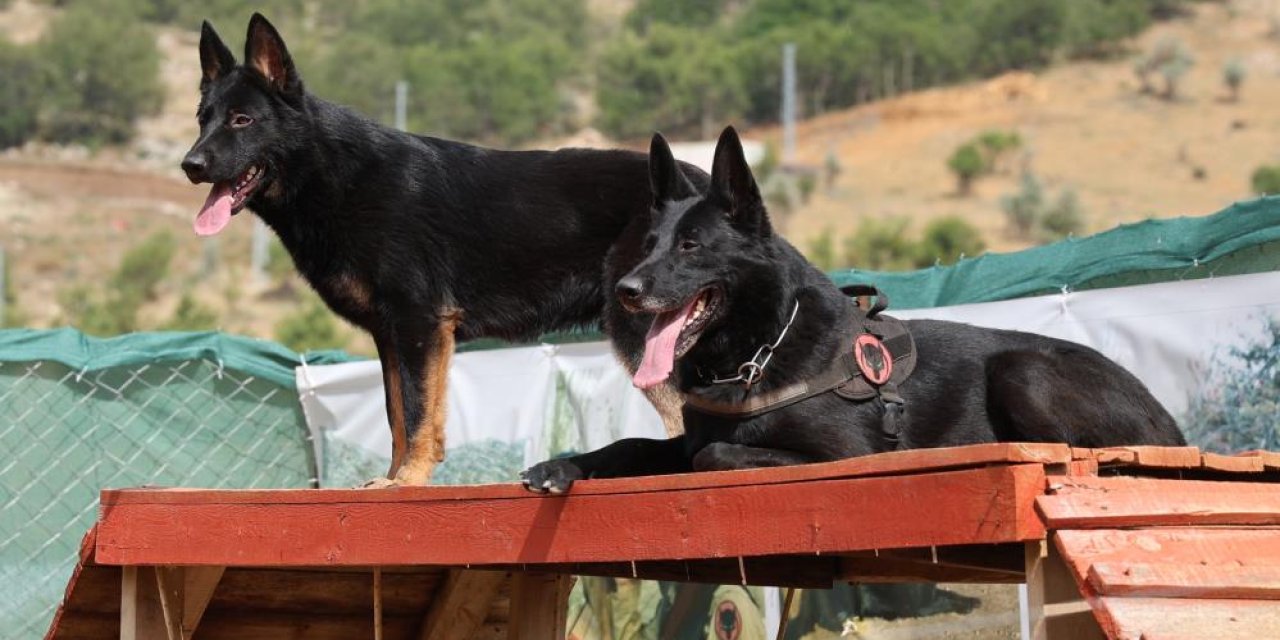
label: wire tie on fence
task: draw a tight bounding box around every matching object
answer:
[74,366,87,383]
[215,358,225,380]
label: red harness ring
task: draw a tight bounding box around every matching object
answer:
[854,333,894,385]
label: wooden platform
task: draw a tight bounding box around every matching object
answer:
[45,443,1280,640]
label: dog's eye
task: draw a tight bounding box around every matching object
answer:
[680,239,700,252]
[229,113,254,128]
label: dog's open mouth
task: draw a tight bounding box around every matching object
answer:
[194,164,264,236]
[633,287,723,389]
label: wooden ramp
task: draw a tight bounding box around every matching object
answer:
[44,443,1280,639]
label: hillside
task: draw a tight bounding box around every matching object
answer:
[1,0,1276,350]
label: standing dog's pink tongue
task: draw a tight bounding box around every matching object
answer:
[633,297,698,389]
[194,182,234,236]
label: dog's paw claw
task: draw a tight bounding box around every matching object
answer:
[520,459,584,494]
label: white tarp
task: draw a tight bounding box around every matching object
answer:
[296,270,1280,487]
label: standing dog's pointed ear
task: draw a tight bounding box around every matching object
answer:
[199,21,236,88]
[711,126,771,236]
[244,13,302,100]
[649,132,696,204]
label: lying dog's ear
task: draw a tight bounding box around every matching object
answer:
[245,13,302,101]
[711,126,770,237]
[199,21,236,88]
[648,132,695,204]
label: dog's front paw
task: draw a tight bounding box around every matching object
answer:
[520,459,584,494]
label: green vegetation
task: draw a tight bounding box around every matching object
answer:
[808,215,985,271]
[1223,57,1246,102]
[60,231,176,336]
[1001,173,1085,242]
[162,293,219,331]
[948,144,986,195]
[0,38,42,149]
[9,0,1204,148]
[275,296,348,353]
[1183,317,1280,452]
[1250,165,1280,195]
[1134,36,1195,100]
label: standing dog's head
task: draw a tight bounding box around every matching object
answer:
[181,14,304,236]
[623,126,776,389]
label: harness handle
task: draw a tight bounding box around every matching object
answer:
[839,284,890,317]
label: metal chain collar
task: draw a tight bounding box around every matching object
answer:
[706,300,801,388]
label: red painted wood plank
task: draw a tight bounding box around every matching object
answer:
[1093,597,1280,640]
[1087,561,1280,599]
[1199,452,1265,473]
[1038,477,1280,528]
[94,465,1046,568]
[1053,529,1280,597]
[1091,446,1202,468]
[1236,450,1280,471]
[100,443,1070,506]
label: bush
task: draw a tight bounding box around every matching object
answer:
[843,217,917,271]
[275,297,348,353]
[112,231,175,304]
[1251,165,1280,195]
[162,293,219,331]
[976,129,1023,172]
[948,143,985,195]
[38,5,164,145]
[1223,58,1245,102]
[1134,36,1194,100]
[0,38,42,149]
[917,216,985,265]
[1001,173,1046,238]
[806,227,837,271]
[1041,188,1084,240]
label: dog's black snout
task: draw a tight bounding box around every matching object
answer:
[181,153,209,183]
[615,276,647,304]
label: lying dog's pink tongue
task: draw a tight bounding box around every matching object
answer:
[194,181,233,236]
[633,297,698,389]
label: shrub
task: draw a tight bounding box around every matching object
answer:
[806,227,837,271]
[843,217,917,271]
[1001,173,1046,238]
[1041,188,1084,240]
[0,38,42,149]
[1223,58,1245,102]
[917,216,985,266]
[162,293,219,331]
[275,297,348,353]
[112,231,175,304]
[38,5,164,145]
[948,143,985,195]
[1251,165,1280,195]
[1134,36,1194,100]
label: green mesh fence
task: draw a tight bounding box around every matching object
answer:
[0,329,347,639]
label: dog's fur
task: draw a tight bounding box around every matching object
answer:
[183,14,701,484]
[522,127,1186,492]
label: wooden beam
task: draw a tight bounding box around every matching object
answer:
[507,572,573,640]
[96,465,1046,568]
[120,566,167,640]
[1023,541,1047,640]
[1038,476,1280,528]
[180,567,223,640]
[417,569,507,640]
[1088,562,1280,600]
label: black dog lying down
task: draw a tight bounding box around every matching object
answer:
[523,127,1185,493]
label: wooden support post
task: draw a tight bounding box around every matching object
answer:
[121,566,223,640]
[419,569,508,640]
[121,566,168,640]
[507,572,574,640]
[1024,539,1104,640]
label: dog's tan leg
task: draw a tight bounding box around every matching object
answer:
[392,308,462,485]
[375,337,408,481]
[643,381,685,437]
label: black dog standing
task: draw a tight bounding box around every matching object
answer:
[182,14,702,484]
[522,127,1186,493]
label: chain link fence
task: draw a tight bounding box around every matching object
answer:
[0,329,347,639]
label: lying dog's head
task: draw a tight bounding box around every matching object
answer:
[181,14,304,236]
[623,126,775,389]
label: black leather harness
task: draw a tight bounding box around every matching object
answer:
[682,285,917,444]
